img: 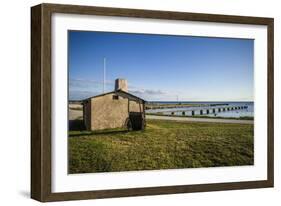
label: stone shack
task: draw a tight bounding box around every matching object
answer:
[83,79,146,131]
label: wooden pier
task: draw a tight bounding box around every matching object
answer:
[167,105,249,116]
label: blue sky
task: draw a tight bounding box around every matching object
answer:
[68,30,254,101]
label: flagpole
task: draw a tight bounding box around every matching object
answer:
[103,57,106,93]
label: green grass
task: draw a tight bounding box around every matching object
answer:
[68,119,254,174]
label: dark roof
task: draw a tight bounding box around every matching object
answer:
[83,90,146,102]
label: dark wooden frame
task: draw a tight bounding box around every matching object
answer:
[31,3,274,202]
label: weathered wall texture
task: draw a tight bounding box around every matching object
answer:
[89,93,144,130]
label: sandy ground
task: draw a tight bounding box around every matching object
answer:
[146,115,254,124]
[68,103,83,120]
[69,109,83,120]
[69,103,83,109]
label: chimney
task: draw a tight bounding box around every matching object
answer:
[115,78,128,92]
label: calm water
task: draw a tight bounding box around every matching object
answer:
[146,102,254,118]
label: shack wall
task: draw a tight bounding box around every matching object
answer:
[90,93,143,130]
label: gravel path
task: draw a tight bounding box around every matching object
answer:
[69,109,83,120]
[146,115,253,124]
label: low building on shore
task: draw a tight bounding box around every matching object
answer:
[83,79,146,131]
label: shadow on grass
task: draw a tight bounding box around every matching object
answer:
[69,120,129,137]
[69,130,130,137]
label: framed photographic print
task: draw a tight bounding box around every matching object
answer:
[31,3,274,202]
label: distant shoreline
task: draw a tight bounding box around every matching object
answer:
[68,100,254,103]
[146,101,254,104]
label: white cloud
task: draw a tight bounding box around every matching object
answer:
[69,78,181,101]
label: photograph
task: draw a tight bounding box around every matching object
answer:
[67,30,254,174]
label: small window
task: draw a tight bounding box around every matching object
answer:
[113,95,119,100]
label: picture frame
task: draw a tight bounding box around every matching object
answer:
[31,3,274,202]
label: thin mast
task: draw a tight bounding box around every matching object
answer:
[103,57,106,93]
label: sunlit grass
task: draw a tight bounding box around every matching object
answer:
[68,119,254,173]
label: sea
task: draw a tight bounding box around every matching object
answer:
[145,101,254,118]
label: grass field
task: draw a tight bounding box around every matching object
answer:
[68,119,254,174]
